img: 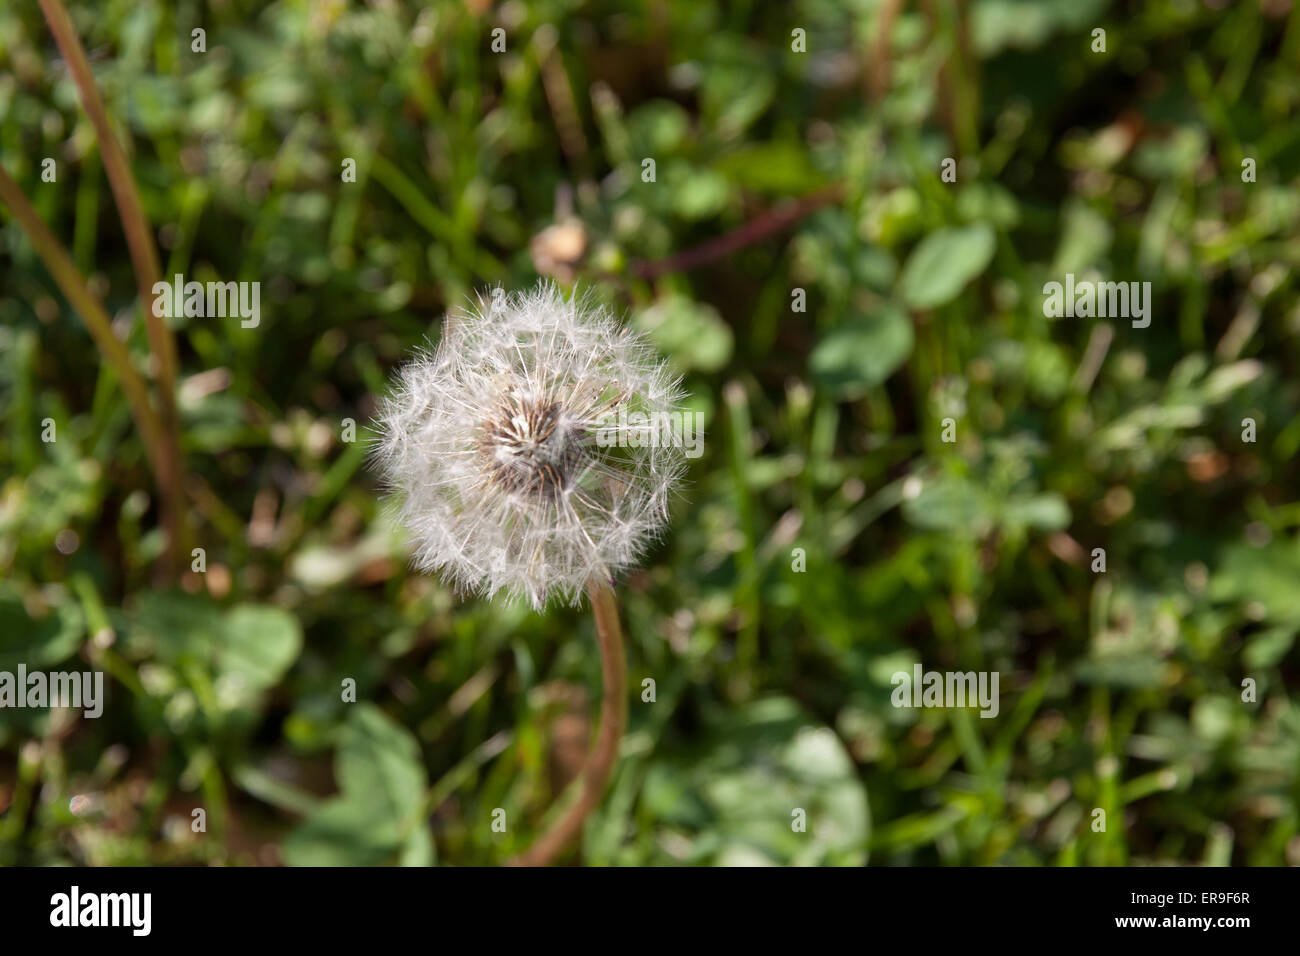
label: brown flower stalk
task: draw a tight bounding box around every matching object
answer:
[38,0,188,574]
[509,578,628,866]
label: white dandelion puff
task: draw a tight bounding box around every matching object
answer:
[373,281,689,610]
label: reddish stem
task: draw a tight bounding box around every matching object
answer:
[509,579,627,866]
[630,184,845,280]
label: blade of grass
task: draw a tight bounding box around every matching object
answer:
[724,380,762,687]
[0,163,166,472]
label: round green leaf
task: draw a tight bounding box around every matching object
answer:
[636,294,734,372]
[284,705,430,867]
[898,224,996,309]
[810,305,914,394]
[219,604,303,690]
[337,704,427,825]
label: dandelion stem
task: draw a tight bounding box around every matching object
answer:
[39,0,188,577]
[509,578,627,866]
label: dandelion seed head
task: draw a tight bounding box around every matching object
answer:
[374,282,689,609]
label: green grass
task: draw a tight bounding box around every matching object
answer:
[1,0,1298,866]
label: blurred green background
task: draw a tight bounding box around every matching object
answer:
[2,0,1300,866]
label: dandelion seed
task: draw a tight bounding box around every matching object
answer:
[373,281,688,610]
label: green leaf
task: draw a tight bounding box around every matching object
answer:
[1211,541,1300,624]
[0,592,83,672]
[972,0,1107,55]
[218,605,302,690]
[127,590,224,662]
[635,294,734,372]
[955,183,1021,230]
[282,798,405,867]
[1000,493,1072,532]
[901,474,988,532]
[809,305,914,395]
[897,224,996,309]
[337,704,426,825]
[1243,626,1298,669]
[1051,199,1112,276]
[284,705,430,867]
[646,698,870,865]
[625,100,691,155]
[668,166,731,221]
